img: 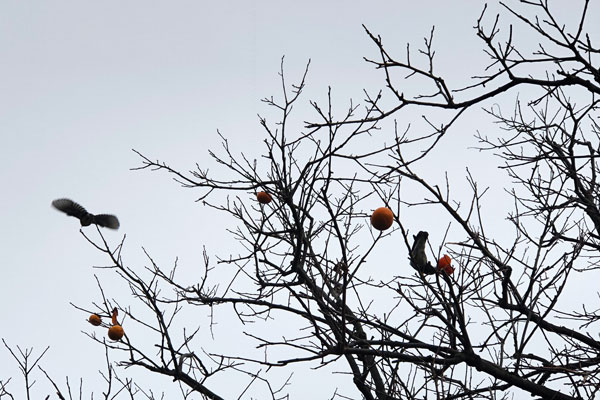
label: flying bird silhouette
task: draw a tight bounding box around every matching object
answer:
[52,198,120,229]
[410,231,437,275]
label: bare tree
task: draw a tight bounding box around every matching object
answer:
[4,1,599,399]
[1,338,145,400]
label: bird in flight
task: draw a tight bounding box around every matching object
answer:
[51,198,120,229]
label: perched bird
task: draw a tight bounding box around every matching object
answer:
[410,231,437,275]
[51,198,120,229]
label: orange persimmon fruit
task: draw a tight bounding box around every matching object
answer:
[88,314,102,326]
[370,207,394,231]
[108,325,125,341]
[442,265,455,274]
[256,191,272,204]
[437,254,454,274]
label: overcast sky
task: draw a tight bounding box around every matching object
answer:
[1,1,598,398]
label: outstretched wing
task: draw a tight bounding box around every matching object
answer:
[52,198,88,219]
[94,214,120,229]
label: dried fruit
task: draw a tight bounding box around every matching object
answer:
[256,191,272,204]
[111,308,118,325]
[88,314,102,326]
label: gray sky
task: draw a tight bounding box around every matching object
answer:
[1,1,597,398]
